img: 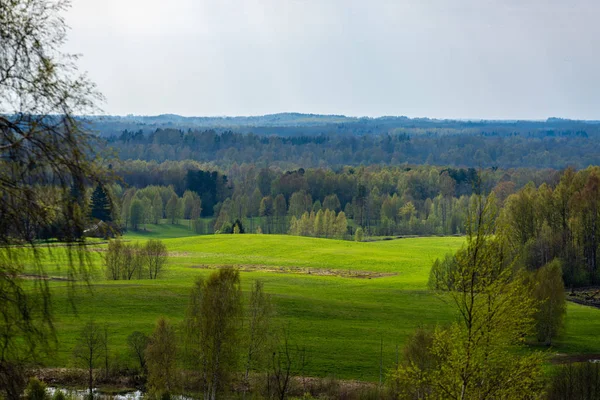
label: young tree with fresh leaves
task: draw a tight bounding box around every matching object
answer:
[73,321,106,398]
[166,194,180,224]
[129,199,144,231]
[334,211,348,239]
[288,191,312,218]
[105,239,124,280]
[120,189,136,230]
[313,209,324,237]
[312,200,322,213]
[243,280,274,392]
[531,259,566,345]
[214,198,233,233]
[141,197,152,227]
[122,242,143,280]
[184,269,243,400]
[143,239,168,279]
[127,331,149,373]
[391,326,437,399]
[354,227,364,242]
[146,317,178,398]
[288,216,299,236]
[182,190,202,220]
[248,188,263,217]
[151,194,163,224]
[323,194,341,212]
[400,195,544,398]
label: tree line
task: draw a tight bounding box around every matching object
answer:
[499,166,600,287]
[96,164,600,277]
[288,210,348,239]
[97,162,560,238]
[101,122,600,169]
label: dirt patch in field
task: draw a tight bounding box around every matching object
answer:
[169,251,190,257]
[189,264,396,279]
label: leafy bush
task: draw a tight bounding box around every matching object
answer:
[354,227,364,242]
[52,391,66,400]
[25,378,48,400]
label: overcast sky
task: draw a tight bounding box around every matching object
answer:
[64,0,600,119]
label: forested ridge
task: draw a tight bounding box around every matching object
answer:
[95,115,600,169]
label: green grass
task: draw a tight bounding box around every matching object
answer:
[557,302,600,354]
[40,224,600,381]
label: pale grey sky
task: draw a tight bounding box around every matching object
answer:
[64,0,600,119]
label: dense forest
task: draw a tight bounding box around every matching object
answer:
[106,162,556,233]
[92,115,600,169]
[88,114,600,137]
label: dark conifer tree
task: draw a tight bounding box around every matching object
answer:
[90,184,112,222]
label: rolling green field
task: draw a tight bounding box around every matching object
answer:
[42,224,600,381]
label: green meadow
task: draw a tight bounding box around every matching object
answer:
[42,224,600,381]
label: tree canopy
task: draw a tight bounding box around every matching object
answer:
[0,1,111,396]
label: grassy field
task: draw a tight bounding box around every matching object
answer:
[41,223,600,381]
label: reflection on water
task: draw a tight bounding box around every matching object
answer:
[47,387,144,400]
[47,387,194,400]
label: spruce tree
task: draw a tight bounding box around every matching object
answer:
[90,184,112,222]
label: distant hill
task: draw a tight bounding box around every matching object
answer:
[82,113,600,138]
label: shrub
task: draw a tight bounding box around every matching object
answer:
[25,378,48,400]
[52,391,66,400]
[354,227,364,242]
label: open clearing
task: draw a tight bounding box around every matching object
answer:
[41,224,600,381]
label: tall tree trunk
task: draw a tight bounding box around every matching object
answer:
[89,365,93,398]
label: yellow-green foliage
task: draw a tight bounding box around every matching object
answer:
[146,317,178,398]
[532,259,567,345]
[31,224,600,381]
[395,195,545,398]
[25,378,48,400]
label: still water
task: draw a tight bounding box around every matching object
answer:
[47,387,144,400]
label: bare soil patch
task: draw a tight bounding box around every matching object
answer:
[189,264,396,279]
[169,251,190,257]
